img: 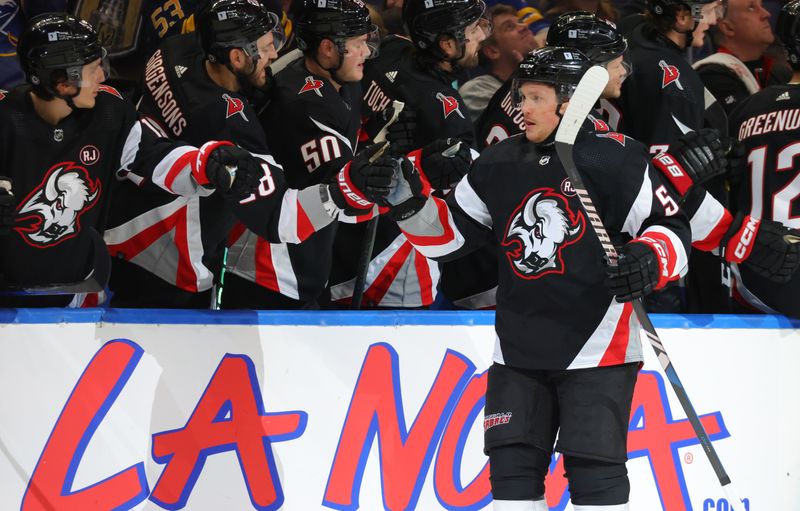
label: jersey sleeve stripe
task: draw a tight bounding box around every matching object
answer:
[690,191,732,250]
[454,176,492,228]
[639,225,687,283]
[153,147,199,195]
[398,197,467,259]
[621,164,652,237]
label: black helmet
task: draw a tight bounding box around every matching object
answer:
[512,47,593,106]
[17,13,106,92]
[647,0,720,23]
[197,0,286,65]
[778,0,800,69]
[296,0,379,58]
[547,12,627,64]
[403,0,488,53]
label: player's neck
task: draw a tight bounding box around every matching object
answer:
[720,41,767,63]
[304,56,341,91]
[30,91,72,126]
[438,60,454,73]
[205,60,240,93]
[664,29,687,49]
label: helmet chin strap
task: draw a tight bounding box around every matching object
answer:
[227,53,261,97]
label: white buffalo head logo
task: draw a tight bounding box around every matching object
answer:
[502,188,585,279]
[15,162,101,247]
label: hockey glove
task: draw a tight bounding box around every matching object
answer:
[385,156,429,221]
[725,141,748,187]
[605,241,662,302]
[413,138,472,191]
[329,142,396,211]
[721,213,800,283]
[0,176,15,236]
[362,106,417,152]
[651,128,728,197]
[195,142,264,199]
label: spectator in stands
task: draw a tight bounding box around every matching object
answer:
[459,3,539,121]
[694,0,790,114]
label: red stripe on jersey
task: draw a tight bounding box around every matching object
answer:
[80,293,100,308]
[599,302,633,366]
[164,150,196,193]
[106,206,199,292]
[296,200,315,242]
[227,222,247,246]
[254,237,280,292]
[693,209,733,251]
[413,249,434,305]
[363,241,414,305]
[651,152,694,196]
[402,197,455,247]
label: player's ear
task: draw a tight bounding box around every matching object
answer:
[319,38,337,60]
[481,42,501,62]
[54,79,78,98]
[718,17,734,37]
[558,101,569,116]
[228,47,245,69]
[673,6,693,30]
[438,35,458,59]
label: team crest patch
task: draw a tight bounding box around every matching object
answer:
[98,84,123,99]
[223,93,248,121]
[597,132,626,146]
[502,188,585,279]
[14,162,101,248]
[658,60,683,90]
[299,76,324,96]
[589,115,610,132]
[435,92,465,119]
[0,90,7,101]
[484,412,512,431]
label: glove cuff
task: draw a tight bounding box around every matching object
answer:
[651,152,694,196]
[193,140,234,186]
[333,162,373,210]
[723,213,761,264]
[629,236,670,289]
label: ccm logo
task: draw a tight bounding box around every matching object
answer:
[734,217,760,260]
[654,153,685,178]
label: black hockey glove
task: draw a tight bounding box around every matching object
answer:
[651,128,728,198]
[362,106,417,152]
[605,241,661,302]
[384,156,428,221]
[726,141,748,187]
[195,142,264,199]
[416,138,472,191]
[329,142,396,211]
[721,212,800,283]
[0,176,15,236]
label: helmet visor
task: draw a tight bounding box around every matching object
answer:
[65,47,110,88]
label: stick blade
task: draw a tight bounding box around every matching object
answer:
[555,66,609,146]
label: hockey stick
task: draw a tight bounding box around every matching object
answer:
[351,100,405,309]
[0,228,110,296]
[555,66,744,509]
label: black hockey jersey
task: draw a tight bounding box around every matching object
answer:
[106,33,335,294]
[0,84,199,296]
[397,128,690,369]
[727,84,800,317]
[618,23,705,154]
[475,80,525,150]
[224,57,363,302]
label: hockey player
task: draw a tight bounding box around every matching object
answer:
[222,0,381,308]
[104,0,398,308]
[0,13,260,308]
[315,0,484,308]
[723,0,800,317]
[376,48,691,511]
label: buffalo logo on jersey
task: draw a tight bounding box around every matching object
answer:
[14,162,101,248]
[223,93,248,121]
[435,92,465,119]
[299,76,324,97]
[502,188,585,279]
[658,60,683,91]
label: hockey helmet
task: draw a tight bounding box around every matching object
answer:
[403,0,490,53]
[512,47,593,106]
[778,0,800,69]
[647,0,723,23]
[17,13,109,92]
[296,0,379,59]
[197,0,286,64]
[547,12,628,65]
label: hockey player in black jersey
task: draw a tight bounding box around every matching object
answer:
[222,0,381,308]
[0,13,260,308]
[376,48,691,511]
[105,0,398,308]
[723,0,800,316]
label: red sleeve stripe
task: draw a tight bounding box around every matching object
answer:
[690,193,731,250]
[637,225,687,287]
[163,149,197,193]
[296,200,315,242]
